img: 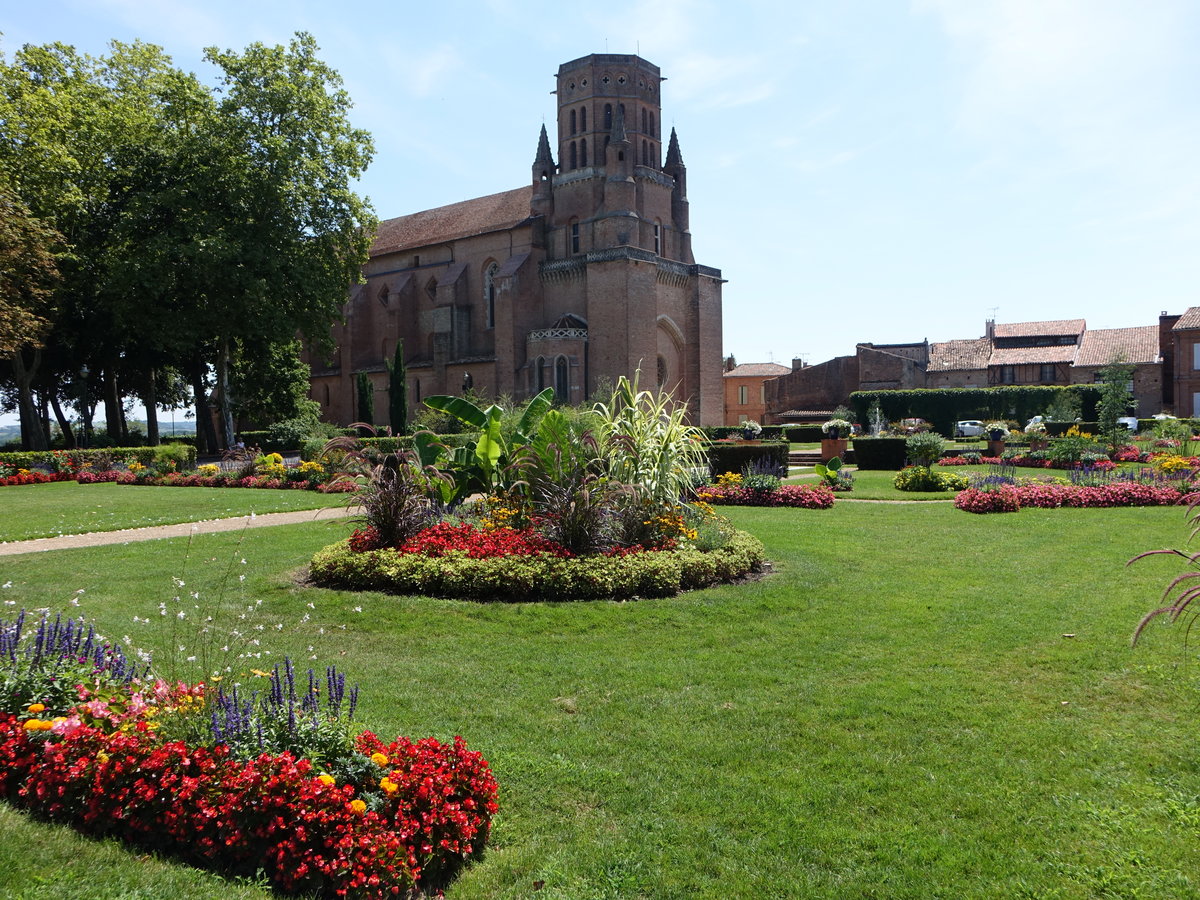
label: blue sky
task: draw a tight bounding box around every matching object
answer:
[5,0,1198,380]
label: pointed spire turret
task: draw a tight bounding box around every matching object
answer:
[532,124,555,175]
[665,127,683,168]
[531,124,555,221]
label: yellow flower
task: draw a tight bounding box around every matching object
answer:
[379,778,398,795]
[22,719,50,731]
[370,752,389,766]
[27,703,45,714]
[349,799,367,814]
[317,773,336,786]
[96,751,110,764]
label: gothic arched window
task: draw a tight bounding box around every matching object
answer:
[641,108,648,133]
[642,140,648,165]
[604,104,612,129]
[535,356,546,392]
[569,141,577,170]
[580,138,587,167]
[570,109,576,135]
[580,106,586,131]
[483,262,499,329]
[554,356,569,402]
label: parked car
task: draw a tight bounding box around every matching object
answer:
[955,420,985,438]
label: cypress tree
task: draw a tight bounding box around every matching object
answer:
[388,340,407,435]
[355,371,374,427]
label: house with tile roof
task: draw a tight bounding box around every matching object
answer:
[307,54,724,427]
[722,360,791,425]
[763,316,1172,424]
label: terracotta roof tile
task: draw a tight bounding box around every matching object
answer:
[724,363,791,378]
[927,339,991,372]
[371,186,533,257]
[992,319,1086,338]
[1074,325,1160,366]
[989,345,1078,365]
[1172,307,1200,330]
[776,409,835,419]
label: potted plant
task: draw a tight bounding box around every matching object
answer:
[1025,420,1048,451]
[740,419,763,441]
[985,421,1009,456]
[821,418,852,461]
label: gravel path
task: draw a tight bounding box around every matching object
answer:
[0,506,355,557]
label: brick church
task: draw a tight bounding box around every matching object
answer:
[308,54,724,426]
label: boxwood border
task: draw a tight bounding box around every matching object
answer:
[308,530,766,602]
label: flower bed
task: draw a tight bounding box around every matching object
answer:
[309,528,766,601]
[0,612,498,897]
[0,470,74,487]
[73,470,358,492]
[955,482,1190,514]
[694,483,835,509]
[0,714,496,897]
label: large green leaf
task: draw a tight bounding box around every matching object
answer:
[514,388,556,443]
[423,395,488,430]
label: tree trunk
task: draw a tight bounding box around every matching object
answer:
[11,349,47,451]
[143,368,159,446]
[102,365,124,444]
[190,355,219,455]
[50,393,77,449]
[216,337,235,449]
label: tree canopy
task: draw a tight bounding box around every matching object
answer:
[0,33,376,451]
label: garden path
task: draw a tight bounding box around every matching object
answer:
[0,506,355,557]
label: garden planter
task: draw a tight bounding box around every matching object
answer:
[1029,439,1048,452]
[987,439,1006,456]
[821,438,848,462]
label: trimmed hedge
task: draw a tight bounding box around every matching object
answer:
[850,386,1102,437]
[784,426,825,442]
[851,437,908,470]
[308,530,766,601]
[706,441,789,477]
[700,426,785,441]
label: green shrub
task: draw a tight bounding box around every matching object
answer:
[905,431,946,468]
[308,530,765,601]
[784,426,824,442]
[893,466,968,492]
[707,442,788,478]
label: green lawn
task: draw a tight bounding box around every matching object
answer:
[1,500,1199,898]
[0,481,349,542]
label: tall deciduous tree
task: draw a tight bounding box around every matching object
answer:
[199,32,375,447]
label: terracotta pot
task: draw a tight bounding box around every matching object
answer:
[821,438,848,462]
[1029,439,1048,452]
[986,439,1006,456]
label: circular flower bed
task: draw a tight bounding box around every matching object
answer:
[309,527,765,601]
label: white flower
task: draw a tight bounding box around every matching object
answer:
[239,574,245,582]
[353,606,362,613]
[274,623,283,631]
[1,581,11,589]
[177,611,186,619]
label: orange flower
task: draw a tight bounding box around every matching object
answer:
[370,752,388,766]
[379,778,398,795]
[317,774,336,786]
[349,799,367,814]
[27,703,45,714]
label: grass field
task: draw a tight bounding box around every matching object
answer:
[1,499,1200,898]
[0,481,349,542]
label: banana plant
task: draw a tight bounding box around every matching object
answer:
[420,389,556,495]
[813,456,843,489]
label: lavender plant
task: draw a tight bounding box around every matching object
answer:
[0,611,148,713]
[206,657,360,766]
